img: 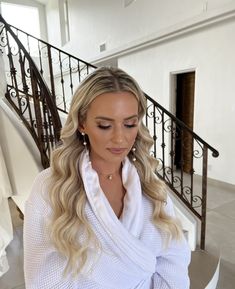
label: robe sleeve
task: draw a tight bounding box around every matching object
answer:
[153,196,191,289]
[23,170,77,289]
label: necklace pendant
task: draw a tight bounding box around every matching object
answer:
[107,174,113,180]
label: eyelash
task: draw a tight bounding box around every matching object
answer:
[125,124,137,128]
[98,125,111,130]
[97,124,137,130]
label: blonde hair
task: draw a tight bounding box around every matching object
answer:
[48,67,182,275]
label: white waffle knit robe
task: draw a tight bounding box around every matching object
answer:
[24,151,191,289]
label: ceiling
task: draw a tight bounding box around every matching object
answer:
[33,0,49,5]
[33,0,137,7]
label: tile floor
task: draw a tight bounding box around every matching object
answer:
[0,179,234,289]
[206,180,235,289]
[0,200,24,289]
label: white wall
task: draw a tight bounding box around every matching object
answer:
[118,18,235,185]
[44,0,61,45]
[0,54,42,210]
[45,0,233,60]
[0,101,42,193]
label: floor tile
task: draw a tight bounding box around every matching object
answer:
[213,200,235,220]
[207,181,235,210]
[216,259,235,289]
[0,224,24,289]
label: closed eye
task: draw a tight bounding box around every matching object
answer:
[97,125,111,130]
[125,124,137,128]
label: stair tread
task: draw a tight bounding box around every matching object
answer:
[189,249,220,289]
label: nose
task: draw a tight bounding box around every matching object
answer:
[112,127,125,144]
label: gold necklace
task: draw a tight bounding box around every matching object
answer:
[97,169,120,181]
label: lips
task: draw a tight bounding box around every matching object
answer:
[107,148,126,154]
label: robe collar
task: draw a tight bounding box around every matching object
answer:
[79,150,156,275]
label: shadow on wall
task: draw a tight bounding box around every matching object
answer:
[0,99,42,212]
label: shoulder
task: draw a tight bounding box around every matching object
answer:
[25,168,52,213]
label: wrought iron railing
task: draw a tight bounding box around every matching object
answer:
[144,94,219,249]
[0,15,61,168]
[0,14,219,249]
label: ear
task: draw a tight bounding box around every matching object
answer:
[78,120,86,133]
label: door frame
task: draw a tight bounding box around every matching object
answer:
[169,68,196,172]
[170,68,196,116]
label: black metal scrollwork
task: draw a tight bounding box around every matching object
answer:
[193,139,204,158]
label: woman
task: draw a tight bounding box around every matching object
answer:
[24,67,191,289]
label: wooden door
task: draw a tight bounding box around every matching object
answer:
[175,72,195,173]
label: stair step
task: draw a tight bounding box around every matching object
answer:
[189,249,220,289]
[11,195,26,215]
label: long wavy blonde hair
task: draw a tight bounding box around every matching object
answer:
[48,67,182,275]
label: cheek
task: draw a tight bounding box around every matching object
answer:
[87,130,107,144]
[128,128,139,142]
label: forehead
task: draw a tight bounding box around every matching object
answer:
[87,92,139,117]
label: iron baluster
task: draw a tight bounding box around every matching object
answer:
[77,60,81,82]
[47,46,55,101]
[59,51,66,112]
[7,32,23,115]
[161,111,166,180]
[30,68,46,165]
[41,95,50,157]
[190,137,194,206]
[145,101,148,128]
[38,40,44,75]
[69,56,74,97]
[5,30,15,87]
[152,103,157,158]
[170,118,174,186]
[18,50,34,126]
[201,145,208,250]
[180,128,184,196]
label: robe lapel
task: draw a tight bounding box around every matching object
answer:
[79,151,156,276]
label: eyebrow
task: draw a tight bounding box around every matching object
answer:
[95,115,138,121]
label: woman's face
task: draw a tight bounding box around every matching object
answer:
[80,91,139,165]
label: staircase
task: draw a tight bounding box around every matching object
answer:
[0,15,221,287]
